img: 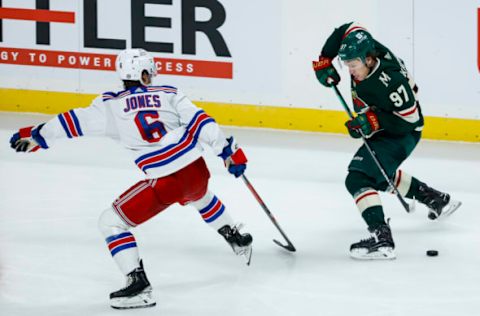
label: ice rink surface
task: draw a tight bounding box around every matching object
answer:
[1,112,479,316]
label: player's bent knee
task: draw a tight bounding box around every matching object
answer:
[345,171,376,196]
[189,190,214,209]
[98,207,130,237]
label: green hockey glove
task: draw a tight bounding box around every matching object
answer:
[345,111,380,138]
[312,56,340,87]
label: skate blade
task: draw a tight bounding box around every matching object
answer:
[243,245,253,266]
[110,288,156,309]
[440,200,462,218]
[429,200,462,220]
[350,247,396,260]
[234,244,253,266]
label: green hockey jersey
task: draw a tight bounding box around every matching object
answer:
[321,22,424,136]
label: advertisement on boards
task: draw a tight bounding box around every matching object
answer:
[0,0,231,78]
[0,0,282,100]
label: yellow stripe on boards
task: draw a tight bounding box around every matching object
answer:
[422,116,480,143]
[1,88,478,142]
[195,101,348,134]
[0,88,95,114]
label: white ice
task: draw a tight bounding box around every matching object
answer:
[1,112,479,316]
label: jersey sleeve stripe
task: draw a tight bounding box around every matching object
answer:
[57,110,83,138]
[69,110,84,136]
[102,87,178,101]
[64,112,78,137]
[396,104,417,116]
[57,113,73,138]
[147,86,177,94]
[393,103,420,124]
[102,92,118,101]
[134,110,214,173]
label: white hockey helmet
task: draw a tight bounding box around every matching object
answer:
[115,49,157,84]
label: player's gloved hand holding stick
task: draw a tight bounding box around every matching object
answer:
[219,137,296,252]
[219,136,248,177]
[345,110,380,139]
[312,56,340,87]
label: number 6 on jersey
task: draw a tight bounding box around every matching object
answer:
[134,111,167,142]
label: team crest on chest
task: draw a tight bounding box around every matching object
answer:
[351,91,369,113]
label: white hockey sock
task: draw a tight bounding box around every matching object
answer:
[391,169,412,196]
[190,190,234,231]
[354,188,382,214]
[98,208,140,275]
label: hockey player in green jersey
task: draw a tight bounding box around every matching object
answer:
[313,22,461,260]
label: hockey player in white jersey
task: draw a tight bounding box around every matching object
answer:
[9,49,253,309]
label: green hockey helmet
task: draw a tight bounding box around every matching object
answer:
[338,30,375,63]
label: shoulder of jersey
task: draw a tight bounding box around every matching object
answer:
[101,85,178,102]
[147,85,178,95]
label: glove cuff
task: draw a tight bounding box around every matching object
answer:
[312,56,332,71]
[18,126,34,138]
[230,148,247,165]
[365,111,380,132]
[31,124,49,149]
[219,137,235,161]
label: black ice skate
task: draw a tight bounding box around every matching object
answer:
[218,224,253,265]
[110,260,156,309]
[350,222,396,260]
[418,183,462,220]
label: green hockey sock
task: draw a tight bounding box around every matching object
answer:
[362,206,386,230]
[405,177,421,199]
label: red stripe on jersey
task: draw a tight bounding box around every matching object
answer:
[398,105,417,117]
[189,113,210,135]
[136,112,209,170]
[63,112,79,137]
[137,134,193,170]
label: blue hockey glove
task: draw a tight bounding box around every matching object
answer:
[219,137,248,178]
[10,124,48,152]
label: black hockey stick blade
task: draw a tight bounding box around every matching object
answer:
[273,239,296,252]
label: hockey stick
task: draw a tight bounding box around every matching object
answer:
[331,85,412,213]
[241,175,296,252]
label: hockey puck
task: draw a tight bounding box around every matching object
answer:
[426,250,439,257]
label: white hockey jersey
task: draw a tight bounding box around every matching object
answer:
[38,85,228,178]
